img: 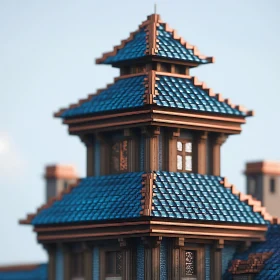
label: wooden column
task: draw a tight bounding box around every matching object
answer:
[170,238,184,280]
[142,237,162,280]
[83,243,93,280]
[119,238,135,280]
[80,134,95,177]
[212,134,227,176]
[195,132,208,174]
[168,129,180,172]
[45,245,56,280]
[62,245,71,280]
[211,240,224,280]
[98,133,110,175]
[124,129,138,172]
[142,126,160,172]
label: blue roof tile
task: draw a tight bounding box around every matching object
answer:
[156,25,209,64]
[31,171,266,226]
[155,75,245,116]
[61,75,146,118]
[103,28,147,64]
[59,74,245,119]
[0,264,47,280]
[224,224,280,279]
[98,18,212,65]
[152,171,266,225]
[32,172,144,225]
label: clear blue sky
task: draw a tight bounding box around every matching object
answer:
[1,0,280,264]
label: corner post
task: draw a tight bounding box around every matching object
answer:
[212,134,227,176]
[211,239,224,280]
[142,236,162,280]
[142,126,160,171]
[44,244,56,280]
[168,128,180,172]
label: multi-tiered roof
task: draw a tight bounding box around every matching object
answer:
[55,14,252,137]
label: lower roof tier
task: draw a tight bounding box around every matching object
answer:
[28,171,267,226]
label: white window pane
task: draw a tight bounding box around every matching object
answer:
[185,142,192,153]
[177,155,183,170]
[177,141,183,151]
[185,156,192,171]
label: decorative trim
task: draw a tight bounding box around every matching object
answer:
[140,173,156,216]
[221,177,277,223]
[229,252,273,275]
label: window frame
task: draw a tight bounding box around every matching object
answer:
[176,138,193,173]
[100,246,126,280]
[179,245,205,280]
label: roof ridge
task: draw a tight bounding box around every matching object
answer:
[140,172,156,216]
[157,21,214,63]
[55,73,148,118]
[19,180,81,225]
[221,177,276,223]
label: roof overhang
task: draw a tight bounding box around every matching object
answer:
[33,217,267,244]
[61,107,246,136]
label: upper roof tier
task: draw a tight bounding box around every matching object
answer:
[96,14,214,67]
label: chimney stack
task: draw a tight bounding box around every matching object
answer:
[44,165,78,202]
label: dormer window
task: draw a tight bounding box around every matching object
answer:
[111,140,128,173]
[177,139,192,172]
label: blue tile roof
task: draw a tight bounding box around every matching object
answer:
[31,171,266,226]
[98,22,211,65]
[156,25,209,64]
[60,75,146,118]
[155,75,246,116]
[0,264,47,280]
[224,224,280,279]
[32,172,144,225]
[103,28,147,64]
[59,73,245,119]
[152,171,266,224]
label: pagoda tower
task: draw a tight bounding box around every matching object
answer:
[21,14,273,280]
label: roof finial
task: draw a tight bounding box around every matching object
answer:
[154,2,157,14]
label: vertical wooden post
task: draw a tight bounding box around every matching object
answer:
[142,237,161,280]
[142,126,160,172]
[45,245,56,280]
[212,134,227,176]
[168,129,180,172]
[84,246,93,280]
[80,134,95,177]
[98,133,110,175]
[124,129,138,172]
[211,240,224,280]
[62,245,71,280]
[171,238,184,280]
[119,238,134,280]
[195,132,208,174]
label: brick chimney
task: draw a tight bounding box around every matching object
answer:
[245,161,280,218]
[44,165,78,202]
